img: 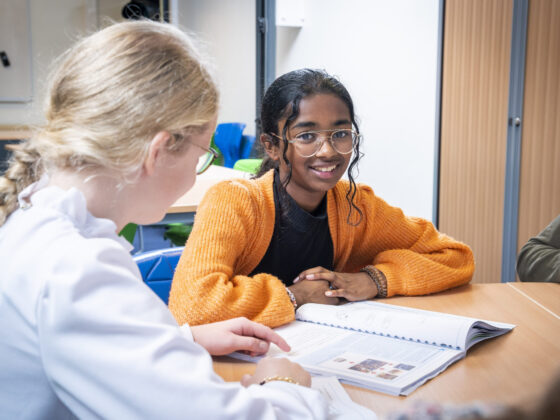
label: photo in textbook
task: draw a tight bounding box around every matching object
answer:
[231,301,515,396]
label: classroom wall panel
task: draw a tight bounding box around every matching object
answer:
[0,0,96,125]
[439,0,513,283]
[276,0,441,221]
[176,0,257,136]
[0,0,32,102]
[517,0,560,249]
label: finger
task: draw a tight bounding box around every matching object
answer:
[325,288,347,298]
[302,271,336,282]
[325,289,360,302]
[231,336,271,355]
[241,374,253,387]
[240,320,291,352]
[293,266,328,283]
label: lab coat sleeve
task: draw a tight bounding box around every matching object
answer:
[36,238,327,419]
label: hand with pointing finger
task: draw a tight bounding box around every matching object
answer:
[189,317,291,357]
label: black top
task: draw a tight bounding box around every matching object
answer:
[249,171,334,286]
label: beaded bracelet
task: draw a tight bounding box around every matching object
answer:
[285,287,298,310]
[360,265,388,298]
[259,376,300,386]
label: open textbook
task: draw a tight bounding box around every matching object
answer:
[233,301,515,396]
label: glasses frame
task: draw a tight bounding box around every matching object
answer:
[191,143,219,174]
[171,130,219,175]
[271,129,360,158]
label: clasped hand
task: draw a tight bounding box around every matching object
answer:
[292,266,378,302]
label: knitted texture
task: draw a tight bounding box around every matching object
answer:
[169,170,475,328]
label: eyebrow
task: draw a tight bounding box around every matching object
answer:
[291,119,352,130]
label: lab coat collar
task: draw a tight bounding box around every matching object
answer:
[18,175,134,252]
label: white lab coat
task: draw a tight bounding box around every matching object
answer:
[0,179,327,419]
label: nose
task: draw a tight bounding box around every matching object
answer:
[314,136,338,158]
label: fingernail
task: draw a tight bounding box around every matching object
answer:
[293,276,299,283]
[306,274,314,279]
[259,341,267,350]
[325,291,333,296]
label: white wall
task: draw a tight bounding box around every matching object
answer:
[176,0,256,135]
[0,0,96,126]
[97,0,129,23]
[277,0,440,220]
[1,0,439,220]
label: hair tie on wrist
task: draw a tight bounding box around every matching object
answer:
[360,265,388,298]
[259,376,300,386]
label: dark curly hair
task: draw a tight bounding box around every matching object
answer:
[256,68,363,225]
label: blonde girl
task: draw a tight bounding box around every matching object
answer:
[0,21,326,419]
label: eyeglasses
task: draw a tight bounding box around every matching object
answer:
[173,132,219,175]
[271,129,359,158]
[192,144,219,174]
[171,129,219,175]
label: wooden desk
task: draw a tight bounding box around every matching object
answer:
[168,164,250,214]
[213,283,560,417]
[135,165,251,252]
[0,126,31,140]
[508,282,560,318]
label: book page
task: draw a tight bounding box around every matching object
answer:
[230,302,513,395]
[232,321,465,395]
[466,320,515,349]
[296,301,511,350]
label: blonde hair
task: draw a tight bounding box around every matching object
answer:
[0,20,218,226]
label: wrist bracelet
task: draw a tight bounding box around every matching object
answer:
[259,376,300,386]
[285,287,297,310]
[360,266,388,298]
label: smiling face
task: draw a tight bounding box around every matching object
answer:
[266,93,353,212]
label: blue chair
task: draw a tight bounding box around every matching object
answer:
[213,122,246,168]
[240,134,256,159]
[133,247,184,304]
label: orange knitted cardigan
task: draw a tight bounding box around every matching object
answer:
[169,170,474,328]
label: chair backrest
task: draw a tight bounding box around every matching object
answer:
[233,158,262,174]
[213,122,246,168]
[133,247,184,304]
[240,134,256,159]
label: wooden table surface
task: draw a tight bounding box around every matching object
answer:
[168,164,250,214]
[507,282,560,317]
[0,126,31,140]
[213,283,560,417]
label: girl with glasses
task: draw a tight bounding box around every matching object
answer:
[0,23,327,418]
[169,69,474,328]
